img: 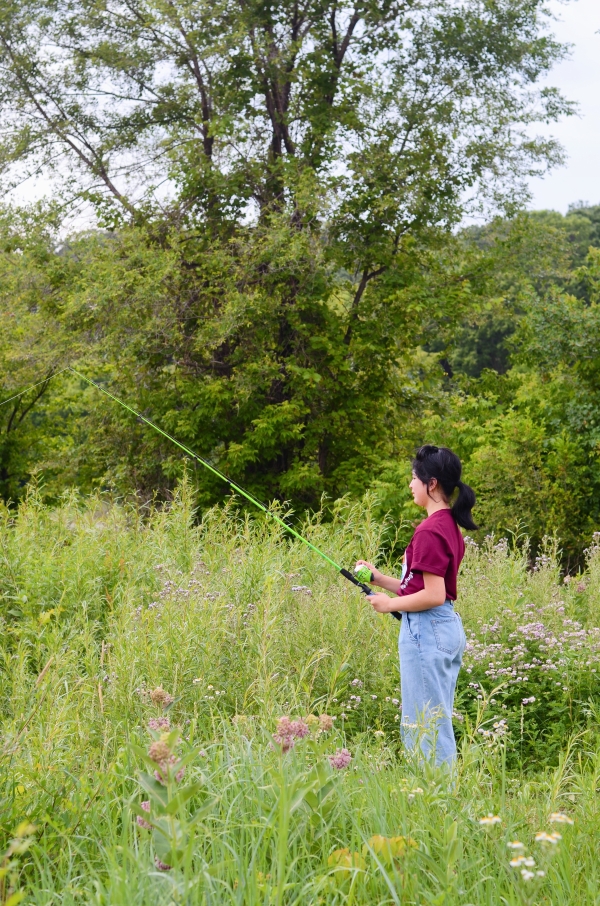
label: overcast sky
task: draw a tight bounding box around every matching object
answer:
[527,0,600,212]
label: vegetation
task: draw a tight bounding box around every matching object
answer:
[0,1,598,901]
[3,0,597,559]
[0,487,598,903]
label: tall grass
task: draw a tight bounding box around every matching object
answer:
[0,482,599,904]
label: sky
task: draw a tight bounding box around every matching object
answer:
[527,0,600,213]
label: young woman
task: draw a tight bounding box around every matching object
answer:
[356,445,477,765]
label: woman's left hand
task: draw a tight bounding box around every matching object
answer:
[367,592,397,614]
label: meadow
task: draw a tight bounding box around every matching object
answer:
[1,482,599,905]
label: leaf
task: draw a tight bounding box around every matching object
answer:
[164,781,207,816]
[5,891,26,906]
[137,771,169,808]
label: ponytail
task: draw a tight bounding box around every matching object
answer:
[412,445,478,531]
[452,479,478,531]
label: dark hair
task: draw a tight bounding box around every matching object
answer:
[412,444,478,531]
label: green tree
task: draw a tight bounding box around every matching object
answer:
[0,0,574,509]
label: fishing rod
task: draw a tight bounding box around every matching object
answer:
[1,366,401,619]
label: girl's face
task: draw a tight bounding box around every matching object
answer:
[409,472,432,508]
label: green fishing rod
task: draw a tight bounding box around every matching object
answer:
[2,367,401,616]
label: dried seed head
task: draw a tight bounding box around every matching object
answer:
[150,687,174,708]
[319,714,333,732]
[148,740,171,763]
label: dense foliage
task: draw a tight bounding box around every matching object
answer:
[1,0,598,562]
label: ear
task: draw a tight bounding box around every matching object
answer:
[428,477,438,491]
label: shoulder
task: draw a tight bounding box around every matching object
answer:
[413,511,460,545]
[415,510,455,535]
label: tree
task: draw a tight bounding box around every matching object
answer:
[0,0,574,508]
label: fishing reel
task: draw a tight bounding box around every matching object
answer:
[339,564,402,622]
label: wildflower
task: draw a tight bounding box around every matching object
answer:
[136,801,151,830]
[290,719,310,739]
[536,871,546,877]
[549,812,574,825]
[479,814,501,826]
[153,755,185,784]
[407,787,423,801]
[507,841,525,850]
[148,717,170,731]
[522,697,536,705]
[328,748,352,769]
[148,739,171,764]
[306,714,320,729]
[374,730,385,738]
[535,831,561,845]
[521,869,535,881]
[510,856,535,868]
[149,687,174,708]
[319,714,333,732]
[154,856,172,871]
[272,716,310,752]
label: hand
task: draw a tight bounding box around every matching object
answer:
[355,559,382,584]
[367,592,396,614]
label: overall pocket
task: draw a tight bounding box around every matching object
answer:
[431,616,462,655]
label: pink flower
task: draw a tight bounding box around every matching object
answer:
[136,800,151,830]
[154,755,185,784]
[328,748,352,770]
[148,717,170,731]
[289,719,310,739]
[154,857,172,871]
[272,716,310,752]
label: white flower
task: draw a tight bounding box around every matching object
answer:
[507,841,525,850]
[535,831,561,845]
[549,812,574,825]
[479,814,501,826]
[521,869,535,881]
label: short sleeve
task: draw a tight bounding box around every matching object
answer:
[409,528,450,577]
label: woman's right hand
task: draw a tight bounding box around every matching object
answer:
[355,559,382,585]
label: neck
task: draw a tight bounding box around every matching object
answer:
[425,498,451,517]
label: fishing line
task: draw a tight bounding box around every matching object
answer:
[1,366,396,609]
[0,367,71,408]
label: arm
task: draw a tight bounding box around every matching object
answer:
[367,572,447,614]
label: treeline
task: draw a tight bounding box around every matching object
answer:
[0,0,598,562]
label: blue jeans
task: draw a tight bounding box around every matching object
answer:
[398,601,466,765]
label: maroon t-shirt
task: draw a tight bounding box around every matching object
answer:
[398,509,465,601]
